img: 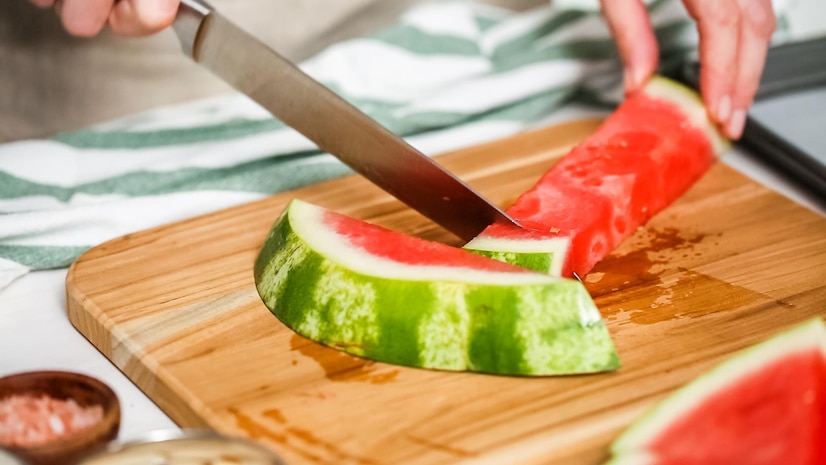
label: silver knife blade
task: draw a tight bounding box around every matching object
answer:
[172,0,520,241]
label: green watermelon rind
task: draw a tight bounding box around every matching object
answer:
[463,235,569,275]
[254,199,620,376]
[607,318,826,459]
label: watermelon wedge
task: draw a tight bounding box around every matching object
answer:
[254,199,619,376]
[605,318,826,465]
[465,76,728,278]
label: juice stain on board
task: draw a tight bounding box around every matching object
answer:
[586,226,775,324]
[587,226,708,293]
[229,407,378,465]
[289,333,400,384]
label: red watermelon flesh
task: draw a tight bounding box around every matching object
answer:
[607,318,826,465]
[465,77,727,278]
[645,349,825,464]
[326,209,534,273]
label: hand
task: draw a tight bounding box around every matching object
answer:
[28,0,180,37]
[600,0,777,139]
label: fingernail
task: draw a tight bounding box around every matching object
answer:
[727,109,746,139]
[716,95,732,123]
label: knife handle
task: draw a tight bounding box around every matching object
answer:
[173,0,213,59]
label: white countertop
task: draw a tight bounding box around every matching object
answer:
[1,269,179,440]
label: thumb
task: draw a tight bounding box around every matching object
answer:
[108,0,180,37]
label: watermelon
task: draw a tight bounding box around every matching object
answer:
[464,76,728,278]
[605,318,826,465]
[254,198,619,376]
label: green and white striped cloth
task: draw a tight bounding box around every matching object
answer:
[0,0,789,290]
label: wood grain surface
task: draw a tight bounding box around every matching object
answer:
[66,119,826,465]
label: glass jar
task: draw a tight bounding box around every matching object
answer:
[77,429,286,465]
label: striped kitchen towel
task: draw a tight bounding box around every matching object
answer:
[0,0,792,290]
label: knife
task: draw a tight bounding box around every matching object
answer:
[172,0,520,241]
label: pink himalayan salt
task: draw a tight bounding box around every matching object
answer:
[0,393,103,447]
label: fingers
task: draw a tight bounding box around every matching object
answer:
[31,0,179,37]
[108,0,180,37]
[683,0,740,134]
[727,0,776,138]
[600,0,659,94]
[684,0,776,139]
[58,0,115,36]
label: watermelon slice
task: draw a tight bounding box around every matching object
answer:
[254,199,619,376]
[465,76,728,278]
[605,318,826,465]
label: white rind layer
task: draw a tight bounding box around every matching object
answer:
[463,235,570,254]
[463,235,570,276]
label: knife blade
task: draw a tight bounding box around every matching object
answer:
[172,0,520,241]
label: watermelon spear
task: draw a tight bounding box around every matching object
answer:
[465,76,728,278]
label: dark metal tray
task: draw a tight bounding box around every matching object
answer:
[677,37,826,204]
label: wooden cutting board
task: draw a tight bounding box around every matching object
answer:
[66,119,826,465]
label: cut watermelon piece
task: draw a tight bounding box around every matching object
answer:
[605,318,826,465]
[465,76,728,278]
[254,199,619,376]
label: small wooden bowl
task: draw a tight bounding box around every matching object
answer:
[0,371,121,465]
